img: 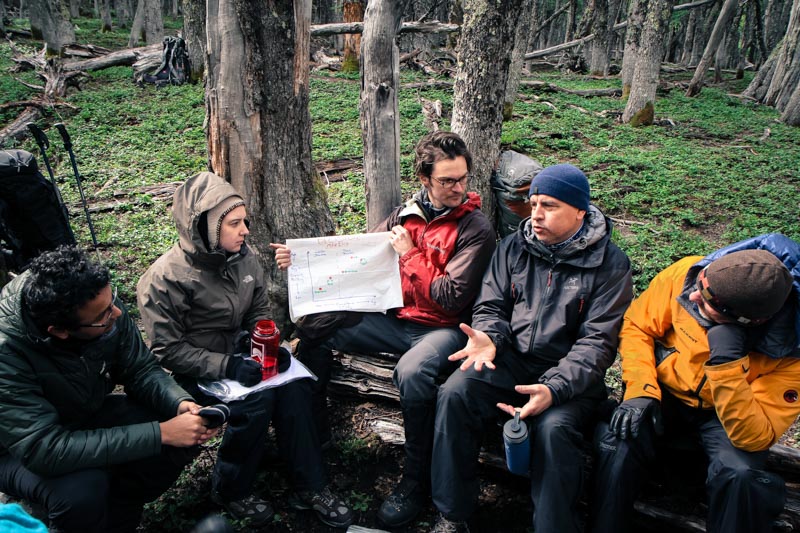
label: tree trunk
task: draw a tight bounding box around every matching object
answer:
[181,0,204,82]
[115,0,133,28]
[565,0,577,41]
[765,0,793,51]
[621,0,648,97]
[205,0,334,333]
[781,82,800,124]
[128,0,163,47]
[623,0,674,125]
[28,0,75,54]
[690,3,718,66]
[0,2,6,36]
[588,0,610,75]
[342,1,364,72]
[359,0,409,229]
[68,0,78,17]
[743,0,800,119]
[452,0,525,222]
[505,0,537,120]
[685,0,739,96]
[100,0,112,31]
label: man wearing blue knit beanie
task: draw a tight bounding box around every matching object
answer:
[429,162,633,533]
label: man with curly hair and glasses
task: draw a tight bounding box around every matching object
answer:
[0,246,216,532]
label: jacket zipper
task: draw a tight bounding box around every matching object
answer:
[528,264,555,354]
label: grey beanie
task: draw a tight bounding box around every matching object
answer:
[206,195,245,250]
[528,163,590,211]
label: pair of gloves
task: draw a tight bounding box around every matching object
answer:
[610,323,749,440]
[225,347,292,387]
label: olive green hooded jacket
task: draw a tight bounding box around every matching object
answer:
[0,273,191,476]
[136,172,270,380]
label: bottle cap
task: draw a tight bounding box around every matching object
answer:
[503,411,528,442]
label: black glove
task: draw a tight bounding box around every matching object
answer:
[233,330,251,354]
[198,404,231,429]
[609,397,663,440]
[706,323,748,365]
[277,346,291,373]
[225,355,262,387]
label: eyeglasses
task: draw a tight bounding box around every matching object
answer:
[78,286,117,328]
[431,174,470,189]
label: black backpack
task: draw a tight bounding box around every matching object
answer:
[491,150,544,238]
[0,149,75,272]
[143,36,191,87]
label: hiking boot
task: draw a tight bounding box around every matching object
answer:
[377,477,427,527]
[430,512,471,533]
[211,491,274,527]
[289,486,354,528]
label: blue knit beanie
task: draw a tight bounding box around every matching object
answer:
[528,163,590,211]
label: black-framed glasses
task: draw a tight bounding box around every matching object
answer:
[431,174,470,189]
[78,286,117,328]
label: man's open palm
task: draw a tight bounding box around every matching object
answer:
[449,323,496,371]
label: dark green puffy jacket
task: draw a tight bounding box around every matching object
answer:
[0,272,192,476]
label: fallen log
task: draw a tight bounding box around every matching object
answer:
[311,20,459,37]
[328,350,800,531]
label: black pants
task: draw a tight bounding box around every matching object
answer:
[430,353,602,532]
[180,377,325,501]
[589,391,786,533]
[298,313,464,486]
[0,395,196,533]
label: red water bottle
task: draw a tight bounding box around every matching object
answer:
[251,320,279,380]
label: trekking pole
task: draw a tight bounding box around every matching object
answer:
[26,123,76,243]
[54,123,99,248]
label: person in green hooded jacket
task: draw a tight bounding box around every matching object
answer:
[0,246,216,532]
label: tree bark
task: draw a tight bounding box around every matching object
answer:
[29,0,75,54]
[690,2,719,66]
[181,0,204,82]
[765,0,794,51]
[623,0,675,125]
[744,0,800,121]
[68,0,79,17]
[342,1,364,72]
[205,0,335,333]
[100,0,112,31]
[359,0,409,229]
[588,0,611,75]
[128,0,163,47]
[115,0,134,28]
[452,0,525,222]
[505,0,537,120]
[685,0,740,96]
[621,0,647,96]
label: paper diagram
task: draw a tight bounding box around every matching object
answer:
[286,232,403,322]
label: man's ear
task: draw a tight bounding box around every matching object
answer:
[47,325,70,340]
[576,209,587,221]
[419,175,431,188]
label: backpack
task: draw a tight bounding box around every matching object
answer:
[491,150,543,238]
[143,36,191,87]
[0,149,75,272]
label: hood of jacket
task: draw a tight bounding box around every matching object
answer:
[172,172,249,265]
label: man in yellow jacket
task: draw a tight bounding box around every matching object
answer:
[590,236,800,533]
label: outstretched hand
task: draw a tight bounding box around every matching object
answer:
[497,384,553,419]
[269,243,292,270]
[448,323,496,372]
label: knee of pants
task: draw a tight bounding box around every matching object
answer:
[708,460,783,497]
[48,470,109,528]
[394,359,435,403]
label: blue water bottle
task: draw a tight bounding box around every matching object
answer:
[503,410,530,476]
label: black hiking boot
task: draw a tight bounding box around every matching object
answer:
[377,477,427,527]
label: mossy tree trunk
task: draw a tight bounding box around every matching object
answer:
[181,0,204,82]
[685,0,740,96]
[359,0,410,228]
[342,1,363,72]
[451,0,525,223]
[100,0,113,31]
[29,0,75,55]
[128,0,163,47]
[587,0,610,75]
[205,0,334,332]
[620,0,647,98]
[743,0,800,125]
[622,0,674,125]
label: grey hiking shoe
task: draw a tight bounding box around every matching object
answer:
[289,485,354,528]
[211,491,274,527]
[430,512,470,533]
